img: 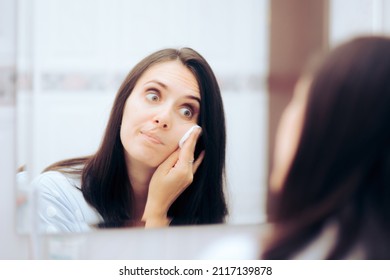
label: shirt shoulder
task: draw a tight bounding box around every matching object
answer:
[31,171,102,233]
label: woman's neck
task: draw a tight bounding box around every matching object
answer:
[126,159,156,221]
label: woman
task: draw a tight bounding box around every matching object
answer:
[264,36,390,259]
[32,48,228,233]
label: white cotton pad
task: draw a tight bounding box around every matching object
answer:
[179,125,201,148]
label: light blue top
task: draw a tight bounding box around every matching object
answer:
[31,171,103,233]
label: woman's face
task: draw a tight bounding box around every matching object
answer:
[120,60,201,168]
[269,76,311,192]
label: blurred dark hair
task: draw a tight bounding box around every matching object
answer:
[45,48,228,227]
[263,36,390,259]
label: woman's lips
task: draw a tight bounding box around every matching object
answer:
[140,131,164,145]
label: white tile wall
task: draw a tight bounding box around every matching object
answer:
[330,0,390,46]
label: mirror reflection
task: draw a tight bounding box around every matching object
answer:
[16,0,269,233]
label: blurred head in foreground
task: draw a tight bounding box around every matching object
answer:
[265,36,390,259]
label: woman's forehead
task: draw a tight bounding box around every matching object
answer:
[137,61,200,97]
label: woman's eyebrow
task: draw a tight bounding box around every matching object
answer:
[185,95,201,105]
[144,80,167,89]
[145,80,201,104]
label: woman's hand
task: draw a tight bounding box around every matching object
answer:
[142,126,204,227]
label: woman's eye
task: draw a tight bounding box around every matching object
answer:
[179,107,193,119]
[145,92,160,102]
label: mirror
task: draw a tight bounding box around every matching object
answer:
[16,0,270,233]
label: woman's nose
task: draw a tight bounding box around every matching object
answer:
[153,118,168,128]
[153,109,171,129]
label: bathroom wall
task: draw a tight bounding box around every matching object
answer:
[0,0,30,259]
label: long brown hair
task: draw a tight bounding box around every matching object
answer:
[46,48,228,227]
[263,36,390,259]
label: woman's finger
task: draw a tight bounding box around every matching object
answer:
[157,150,180,174]
[178,126,202,167]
